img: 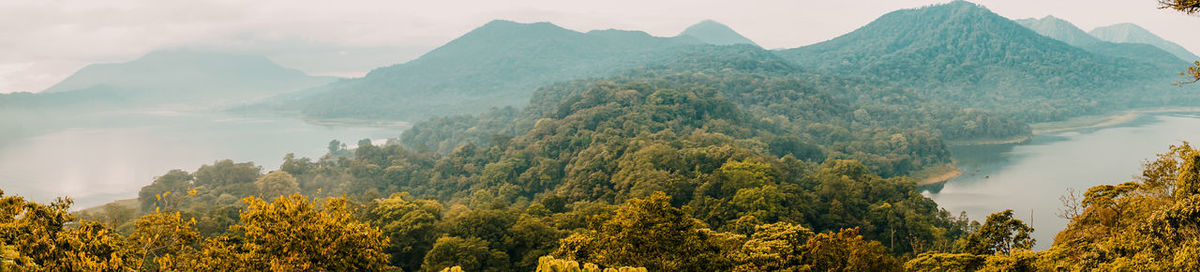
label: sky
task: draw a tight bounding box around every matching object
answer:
[1,0,1197,94]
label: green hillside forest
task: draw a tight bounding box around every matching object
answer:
[4,0,1200,271]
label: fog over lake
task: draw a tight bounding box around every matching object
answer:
[925,112,1200,249]
[0,110,405,208]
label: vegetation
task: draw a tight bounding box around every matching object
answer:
[34,142,1200,271]
[4,1,1199,271]
[779,1,1199,122]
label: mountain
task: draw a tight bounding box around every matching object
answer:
[42,49,335,107]
[1014,16,1101,47]
[1090,23,1200,62]
[1015,16,1185,65]
[677,20,759,46]
[777,1,1178,121]
[279,20,707,121]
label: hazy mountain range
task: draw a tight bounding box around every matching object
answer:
[8,1,1198,124]
[1015,16,1186,66]
[1090,23,1200,62]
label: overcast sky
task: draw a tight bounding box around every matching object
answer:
[1,0,1197,93]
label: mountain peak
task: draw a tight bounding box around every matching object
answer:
[1015,15,1101,47]
[678,20,758,47]
[1090,23,1200,61]
[468,20,576,38]
[41,49,327,101]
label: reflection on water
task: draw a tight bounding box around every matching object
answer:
[924,113,1200,249]
[0,110,406,209]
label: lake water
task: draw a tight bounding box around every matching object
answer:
[923,112,1200,249]
[0,109,406,209]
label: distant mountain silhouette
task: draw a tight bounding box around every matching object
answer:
[1016,16,1185,66]
[677,20,759,46]
[283,20,706,120]
[1090,23,1200,62]
[42,49,334,106]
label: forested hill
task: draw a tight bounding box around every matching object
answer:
[1015,16,1186,66]
[777,1,1188,121]
[401,45,1030,178]
[279,20,706,120]
[106,50,978,271]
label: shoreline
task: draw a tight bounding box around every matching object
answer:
[946,135,1031,146]
[926,107,1200,187]
[914,164,964,186]
[1031,107,1200,135]
[302,117,412,128]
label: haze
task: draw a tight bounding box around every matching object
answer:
[2,0,1197,93]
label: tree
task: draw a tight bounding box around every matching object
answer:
[0,191,139,271]
[552,192,733,271]
[139,169,194,212]
[329,139,344,154]
[1160,0,1200,83]
[962,210,1034,255]
[364,192,444,271]
[254,171,300,198]
[1161,0,1200,14]
[802,228,899,272]
[733,222,814,271]
[130,212,202,271]
[193,160,261,189]
[421,236,509,272]
[234,194,391,271]
[535,256,646,272]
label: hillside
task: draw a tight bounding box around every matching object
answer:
[42,49,335,107]
[777,1,1185,121]
[677,20,759,46]
[1015,16,1185,66]
[281,20,705,121]
[1090,23,1200,62]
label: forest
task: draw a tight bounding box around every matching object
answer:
[6,54,1200,270]
[4,0,1200,271]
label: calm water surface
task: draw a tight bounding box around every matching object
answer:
[924,113,1200,249]
[0,110,405,208]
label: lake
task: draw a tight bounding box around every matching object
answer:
[923,112,1200,249]
[0,109,406,209]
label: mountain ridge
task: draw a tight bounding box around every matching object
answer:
[1015,16,1186,66]
[677,20,759,47]
[281,19,711,120]
[1090,23,1200,62]
[41,49,335,107]
[776,1,1177,121]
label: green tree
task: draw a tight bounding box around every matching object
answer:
[552,192,733,271]
[193,160,261,189]
[328,139,344,154]
[535,256,647,272]
[421,236,509,272]
[254,171,300,198]
[364,192,444,271]
[733,222,814,271]
[962,210,1034,255]
[802,228,899,272]
[139,169,194,212]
